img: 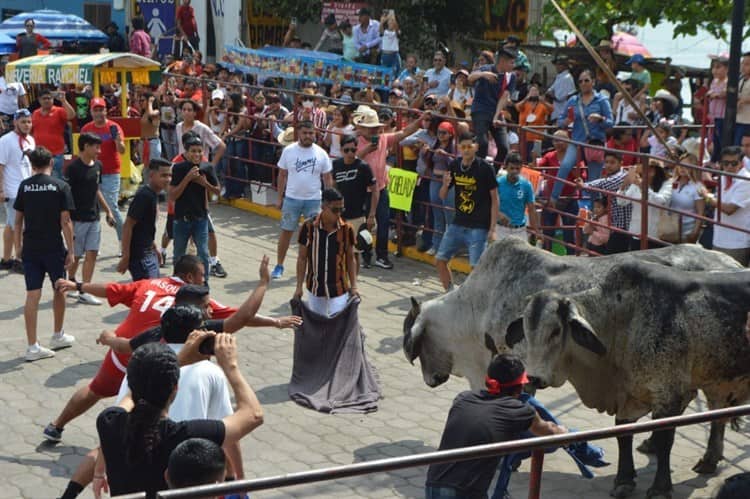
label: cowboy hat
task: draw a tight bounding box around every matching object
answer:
[352,106,382,128]
[277,127,296,146]
[653,88,679,107]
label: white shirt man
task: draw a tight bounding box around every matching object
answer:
[424,52,453,97]
[712,149,750,267]
[547,60,576,121]
[0,76,27,117]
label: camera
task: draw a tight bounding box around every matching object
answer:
[198,335,215,355]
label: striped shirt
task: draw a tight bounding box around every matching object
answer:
[583,170,632,230]
[299,216,355,298]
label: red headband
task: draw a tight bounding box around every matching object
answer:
[485,371,529,395]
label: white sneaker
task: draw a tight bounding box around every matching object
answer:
[67,291,79,300]
[78,292,102,305]
[25,344,55,362]
[49,332,75,350]
[426,247,437,256]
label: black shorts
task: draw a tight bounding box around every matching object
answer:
[165,213,174,239]
[23,249,66,291]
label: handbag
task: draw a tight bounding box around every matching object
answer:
[657,210,682,243]
[578,99,605,163]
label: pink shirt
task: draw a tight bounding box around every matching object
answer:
[708,78,727,120]
[129,30,152,58]
[584,214,610,246]
[356,132,400,191]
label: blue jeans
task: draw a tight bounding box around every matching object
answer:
[225,138,249,198]
[734,122,750,145]
[161,127,178,160]
[380,51,401,75]
[430,180,455,251]
[542,197,579,255]
[100,173,123,240]
[375,188,390,259]
[173,217,210,281]
[425,485,465,498]
[52,154,65,180]
[711,118,724,163]
[147,137,162,161]
[550,143,579,200]
[436,225,488,266]
[472,111,508,166]
[128,250,160,281]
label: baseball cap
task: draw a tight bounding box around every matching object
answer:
[626,54,646,65]
[13,108,31,120]
[90,97,107,109]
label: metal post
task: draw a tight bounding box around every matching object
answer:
[722,0,746,148]
[528,449,545,499]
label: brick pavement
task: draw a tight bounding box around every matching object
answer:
[0,202,748,499]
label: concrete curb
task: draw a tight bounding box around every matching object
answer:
[220,197,472,274]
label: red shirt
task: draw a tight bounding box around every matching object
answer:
[606,137,637,166]
[176,5,198,37]
[32,106,69,155]
[81,120,124,174]
[539,150,581,198]
[106,276,236,364]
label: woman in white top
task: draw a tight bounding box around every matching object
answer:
[379,11,401,74]
[449,69,473,109]
[207,89,227,136]
[668,153,706,243]
[324,106,354,158]
[618,161,673,250]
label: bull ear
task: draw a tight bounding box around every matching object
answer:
[484,333,500,356]
[505,318,525,348]
[403,324,424,365]
[569,316,607,356]
[410,297,421,312]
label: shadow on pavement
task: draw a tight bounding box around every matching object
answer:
[255,383,291,405]
[0,356,25,375]
[45,360,101,388]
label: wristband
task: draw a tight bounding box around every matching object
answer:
[76,281,83,293]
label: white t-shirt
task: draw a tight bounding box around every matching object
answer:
[326,124,355,158]
[713,168,750,249]
[0,131,34,198]
[116,344,232,421]
[176,120,223,156]
[277,142,332,200]
[669,181,703,236]
[381,29,399,52]
[0,78,26,115]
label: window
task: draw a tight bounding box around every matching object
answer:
[83,3,112,31]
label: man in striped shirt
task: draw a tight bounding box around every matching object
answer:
[293,188,358,317]
[576,151,632,254]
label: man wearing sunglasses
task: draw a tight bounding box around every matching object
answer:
[294,188,358,317]
[705,146,750,266]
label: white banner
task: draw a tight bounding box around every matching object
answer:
[209,0,241,60]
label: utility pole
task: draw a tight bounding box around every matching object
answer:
[722,0,745,149]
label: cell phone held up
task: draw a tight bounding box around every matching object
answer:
[370,135,379,146]
[109,124,119,140]
[198,335,215,356]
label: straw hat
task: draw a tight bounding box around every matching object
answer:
[653,89,679,107]
[352,106,382,128]
[277,127,296,146]
[681,137,705,161]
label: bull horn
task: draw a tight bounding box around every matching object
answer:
[410,297,421,311]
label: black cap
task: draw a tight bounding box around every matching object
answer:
[505,35,521,45]
[324,13,337,26]
[552,55,569,64]
[497,47,517,60]
[358,7,371,16]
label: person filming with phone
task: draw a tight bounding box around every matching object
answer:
[81,98,126,245]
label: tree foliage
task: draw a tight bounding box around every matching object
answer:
[537,0,739,42]
[252,0,486,59]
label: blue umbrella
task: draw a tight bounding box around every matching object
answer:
[0,9,107,42]
[0,33,15,55]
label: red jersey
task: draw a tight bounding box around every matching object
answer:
[606,137,637,167]
[539,150,582,198]
[32,106,68,155]
[176,5,198,37]
[81,120,124,174]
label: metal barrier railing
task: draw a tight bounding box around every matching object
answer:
[159,73,750,258]
[112,404,750,498]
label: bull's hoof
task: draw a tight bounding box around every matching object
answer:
[646,486,672,499]
[692,457,720,474]
[609,482,635,498]
[636,437,656,455]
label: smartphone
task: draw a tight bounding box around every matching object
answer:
[423,77,429,85]
[370,135,379,146]
[109,124,119,139]
[290,17,298,27]
[198,335,215,356]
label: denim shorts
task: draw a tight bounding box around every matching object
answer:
[4,198,16,229]
[280,197,320,232]
[436,224,488,267]
[23,249,66,291]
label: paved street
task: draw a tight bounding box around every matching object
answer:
[0,202,748,499]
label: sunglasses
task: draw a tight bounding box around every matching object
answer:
[720,160,740,167]
[342,147,357,153]
[302,97,314,101]
[438,130,450,135]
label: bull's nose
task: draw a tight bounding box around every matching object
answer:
[528,376,547,389]
[433,374,449,386]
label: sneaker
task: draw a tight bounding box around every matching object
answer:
[375,257,394,269]
[160,250,167,268]
[0,258,12,270]
[211,261,227,278]
[78,292,102,305]
[43,423,63,442]
[67,290,80,300]
[49,332,75,350]
[271,264,284,279]
[426,247,437,256]
[11,259,24,274]
[25,344,55,362]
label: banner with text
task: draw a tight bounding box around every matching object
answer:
[321,2,367,26]
[221,45,396,90]
[388,168,419,211]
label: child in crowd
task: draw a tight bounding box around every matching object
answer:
[583,197,610,255]
[641,120,678,159]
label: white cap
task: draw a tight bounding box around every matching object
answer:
[211,88,225,100]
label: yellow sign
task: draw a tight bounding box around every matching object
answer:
[485,0,530,41]
[389,168,419,211]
